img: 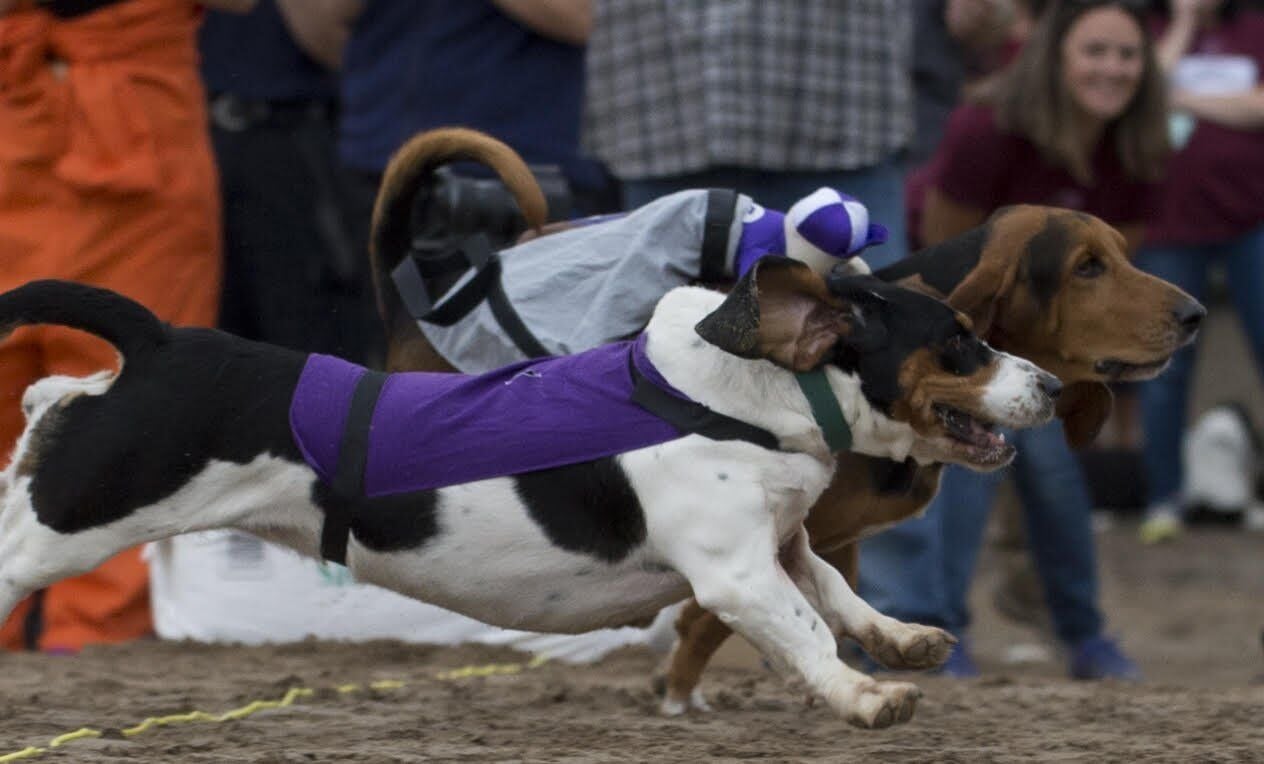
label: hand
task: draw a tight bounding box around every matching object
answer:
[1170,0,1215,23]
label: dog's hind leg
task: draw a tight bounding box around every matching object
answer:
[0,486,133,625]
[668,528,923,729]
[780,529,957,672]
[656,601,729,715]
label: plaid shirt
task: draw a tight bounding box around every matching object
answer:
[583,0,913,180]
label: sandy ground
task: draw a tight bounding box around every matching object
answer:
[2,520,1261,762]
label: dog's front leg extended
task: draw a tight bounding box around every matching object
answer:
[669,533,922,729]
[780,528,957,672]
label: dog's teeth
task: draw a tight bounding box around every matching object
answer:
[998,432,1006,443]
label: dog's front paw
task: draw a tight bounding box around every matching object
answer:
[859,621,957,671]
[832,679,922,729]
[659,687,713,716]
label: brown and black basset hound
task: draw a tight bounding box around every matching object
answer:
[366,130,1204,714]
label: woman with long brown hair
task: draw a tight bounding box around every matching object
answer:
[861,0,1168,680]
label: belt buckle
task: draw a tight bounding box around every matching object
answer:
[211,93,253,132]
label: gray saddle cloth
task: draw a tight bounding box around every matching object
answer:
[418,189,749,373]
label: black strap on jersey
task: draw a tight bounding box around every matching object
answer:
[391,233,499,327]
[391,233,550,359]
[627,356,779,451]
[320,370,388,566]
[699,188,739,284]
[486,277,551,358]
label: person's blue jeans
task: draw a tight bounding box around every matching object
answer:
[1136,224,1264,509]
[859,420,1104,646]
[620,156,909,269]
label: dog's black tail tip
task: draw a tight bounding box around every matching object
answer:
[0,279,168,361]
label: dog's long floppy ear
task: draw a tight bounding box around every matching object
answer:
[1058,381,1113,449]
[941,208,1030,335]
[695,256,857,372]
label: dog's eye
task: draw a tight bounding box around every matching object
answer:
[1074,256,1105,278]
[940,336,966,374]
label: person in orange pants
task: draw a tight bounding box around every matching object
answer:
[0,0,255,651]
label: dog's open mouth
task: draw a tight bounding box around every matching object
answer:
[1095,357,1170,381]
[935,404,1014,466]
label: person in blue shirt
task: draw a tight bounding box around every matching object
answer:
[329,1,610,259]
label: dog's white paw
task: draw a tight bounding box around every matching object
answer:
[659,688,712,716]
[659,695,688,716]
[859,621,957,672]
[833,679,922,729]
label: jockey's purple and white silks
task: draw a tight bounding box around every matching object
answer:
[734,188,890,277]
[290,336,696,497]
[418,188,891,374]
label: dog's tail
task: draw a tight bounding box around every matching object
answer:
[0,280,167,364]
[368,127,547,332]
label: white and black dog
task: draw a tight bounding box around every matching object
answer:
[0,258,1059,728]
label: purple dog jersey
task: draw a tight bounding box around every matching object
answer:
[290,336,703,497]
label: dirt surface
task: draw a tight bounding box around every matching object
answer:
[2,521,1262,763]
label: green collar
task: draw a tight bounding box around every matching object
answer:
[795,368,853,452]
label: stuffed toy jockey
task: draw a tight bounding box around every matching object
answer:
[734,187,889,278]
[411,187,893,373]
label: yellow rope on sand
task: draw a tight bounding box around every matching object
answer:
[0,653,548,762]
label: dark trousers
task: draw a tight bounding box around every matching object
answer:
[213,98,382,365]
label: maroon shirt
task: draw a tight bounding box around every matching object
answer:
[906,103,1155,249]
[1147,12,1264,246]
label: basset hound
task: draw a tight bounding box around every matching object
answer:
[0,263,1058,729]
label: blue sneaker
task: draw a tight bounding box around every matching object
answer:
[936,634,980,678]
[1068,636,1141,681]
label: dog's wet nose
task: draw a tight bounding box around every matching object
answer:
[1037,372,1062,401]
[1175,300,1206,337]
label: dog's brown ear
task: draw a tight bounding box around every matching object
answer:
[1057,381,1113,449]
[695,256,855,372]
[940,208,1036,334]
[945,253,1017,336]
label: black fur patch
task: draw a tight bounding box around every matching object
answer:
[875,224,992,297]
[1022,217,1072,309]
[694,263,763,358]
[868,457,919,495]
[311,481,440,553]
[827,275,992,416]
[28,329,308,534]
[513,458,647,563]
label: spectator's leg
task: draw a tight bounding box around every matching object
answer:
[938,464,1007,636]
[858,502,950,632]
[1009,422,1103,646]
[860,463,1000,676]
[1136,245,1208,535]
[1222,224,1264,375]
[216,108,375,362]
[858,468,994,633]
[1009,421,1139,679]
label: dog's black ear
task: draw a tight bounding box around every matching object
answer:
[695,256,857,372]
[1058,381,1113,449]
[825,272,892,353]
